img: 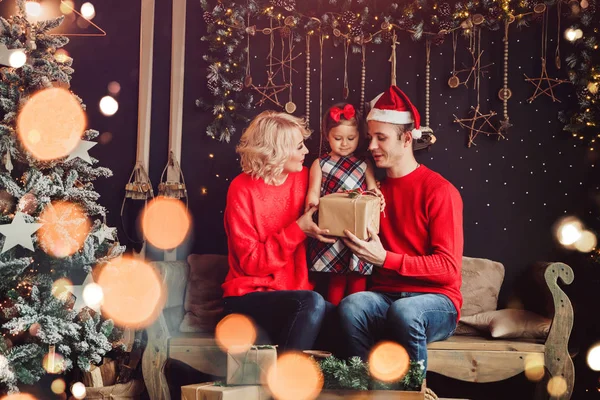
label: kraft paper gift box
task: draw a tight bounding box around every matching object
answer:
[318,191,381,241]
[181,382,271,400]
[226,345,277,386]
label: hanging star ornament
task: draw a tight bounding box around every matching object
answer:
[0,212,43,253]
[454,105,504,148]
[66,140,97,163]
[93,224,116,244]
[524,60,569,103]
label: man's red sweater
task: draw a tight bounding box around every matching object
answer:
[371,165,464,319]
[222,168,312,298]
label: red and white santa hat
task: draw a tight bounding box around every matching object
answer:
[367,86,422,139]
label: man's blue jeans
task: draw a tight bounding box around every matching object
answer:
[338,291,457,372]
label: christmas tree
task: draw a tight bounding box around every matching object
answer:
[0,1,124,393]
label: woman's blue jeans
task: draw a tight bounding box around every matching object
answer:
[222,290,327,352]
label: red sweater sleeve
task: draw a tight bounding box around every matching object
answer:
[225,184,307,276]
[382,184,463,286]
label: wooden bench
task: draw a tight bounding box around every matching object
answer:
[142,257,574,400]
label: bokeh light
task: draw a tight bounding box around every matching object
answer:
[215,314,256,353]
[51,379,66,394]
[266,352,323,400]
[42,350,65,374]
[574,230,597,253]
[99,131,113,145]
[554,216,584,247]
[83,282,104,309]
[54,49,70,63]
[96,256,166,328]
[25,1,42,17]
[80,2,96,19]
[108,81,121,95]
[0,394,37,400]
[9,50,26,68]
[71,382,86,400]
[99,95,119,116]
[368,341,410,382]
[141,197,191,250]
[547,376,567,397]
[524,353,545,382]
[51,278,73,301]
[37,201,91,258]
[17,87,86,161]
[564,28,578,41]
[59,0,75,14]
[587,343,600,371]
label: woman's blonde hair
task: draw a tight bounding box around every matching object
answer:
[237,111,311,184]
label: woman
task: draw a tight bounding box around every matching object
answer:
[222,111,335,351]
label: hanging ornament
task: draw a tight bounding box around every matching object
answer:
[415,39,436,152]
[448,32,460,88]
[66,140,97,164]
[285,33,297,114]
[342,39,350,100]
[350,24,363,38]
[3,151,13,173]
[0,212,43,253]
[305,33,311,125]
[0,190,15,215]
[439,20,453,32]
[438,2,452,17]
[359,42,367,116]
[588,82,599,94]
[203,11,215,25]
[341,11,358,27]
[93,224,117,245]
[270,0,296,12]
[245,14,253,87]
[581,0,589,9]
[499,19,513,134]
[17,192,38,215]
[280,26,291,38]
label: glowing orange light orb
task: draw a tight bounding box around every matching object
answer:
[141,197,191,250]
[17,88,86,161]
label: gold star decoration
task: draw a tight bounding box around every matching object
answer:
[454,105,505,148]
[524,59,569,103]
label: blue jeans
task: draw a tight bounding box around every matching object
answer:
[222,290,326,352]
[338,291,457,372]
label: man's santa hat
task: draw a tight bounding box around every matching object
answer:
[367,86,422,139]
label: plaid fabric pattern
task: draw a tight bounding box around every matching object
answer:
[308,154,373,275]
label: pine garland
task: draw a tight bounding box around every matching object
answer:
[318,356,425,392]
[199,0,592,143]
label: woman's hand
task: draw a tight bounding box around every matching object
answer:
[297,207,336,243]
[305,193,320,213]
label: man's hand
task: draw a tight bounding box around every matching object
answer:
[342,226,387,266]
[297,207,337,243]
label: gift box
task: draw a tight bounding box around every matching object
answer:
[318,191,380,241]
[226,345,277,386]
[181,382,271,400]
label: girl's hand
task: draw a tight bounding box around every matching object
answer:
[374,188,386,213]
[305,193,320,212]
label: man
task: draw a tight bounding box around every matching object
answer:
[340,85,463,372]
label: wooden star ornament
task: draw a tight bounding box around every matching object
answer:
[524,59,569,103]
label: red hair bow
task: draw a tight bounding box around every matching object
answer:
[329,104,356,122]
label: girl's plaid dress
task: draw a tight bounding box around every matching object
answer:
[308,154,374,275]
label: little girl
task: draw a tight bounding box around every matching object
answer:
[306,102,383,306]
